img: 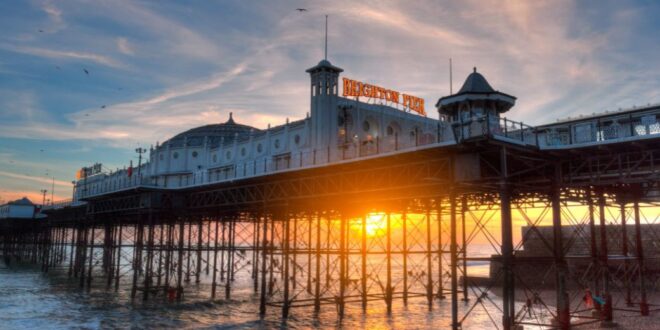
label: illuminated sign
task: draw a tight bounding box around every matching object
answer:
[76,163,102,180]
[342,77,426,116]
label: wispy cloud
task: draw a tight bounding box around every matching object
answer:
[3,45,125,68]
[0,170,71,188]
[116,37,134,55]
[40,1,65,33]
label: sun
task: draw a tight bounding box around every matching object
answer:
[350,213,386,237]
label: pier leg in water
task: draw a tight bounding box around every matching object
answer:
[211,219,219,299]
[587,190,601,314]
[450,191,459,330]
[437,198,445,299]
[403,211,408,306]
[361,213,367,310]
[386,211,392,314]
[634,200,649,315]
[461,195,469,302]
[282,208,291,318]
[426,203,434,310]
[551,175,570,330]
[259,214,269,316]
[599,190,613,325]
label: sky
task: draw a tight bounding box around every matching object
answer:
[0,0,659,204]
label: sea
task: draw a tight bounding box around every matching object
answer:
[0,247,550,329]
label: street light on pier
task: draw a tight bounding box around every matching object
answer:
[135,147,147,181]
[40,189,47,206]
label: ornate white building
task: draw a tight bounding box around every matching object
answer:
[74,59,450,200]
[64,57,660,204]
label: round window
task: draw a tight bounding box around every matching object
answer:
[241,147,246,157]
[226,151,231,160]
[192,151,198,158]
[274,139,280,149]
[362,120,370,132]
[173,152,179,159]
[257,143,263,153]
[294,134,301,145]
[212,154,217,162]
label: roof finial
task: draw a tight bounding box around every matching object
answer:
[473,67,477,73]
[324,15,328,60]
[227,112,235,124]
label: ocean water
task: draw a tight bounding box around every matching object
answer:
[0,259,517,330]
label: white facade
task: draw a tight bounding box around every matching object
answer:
[74,59,446,201]
[71,60,660,203]
[0,198,36,219]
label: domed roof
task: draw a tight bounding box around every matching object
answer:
[163,112,258,148]
[458,67,495,94]
[306,59,343,73]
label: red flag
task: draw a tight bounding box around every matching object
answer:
[584,288,594,308]
[127,160,133,177]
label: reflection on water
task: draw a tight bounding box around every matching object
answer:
[1,241,545,329]
[0,260,516,330]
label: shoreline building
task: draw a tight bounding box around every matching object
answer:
[0,197,37,220]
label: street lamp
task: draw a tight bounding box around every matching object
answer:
[40,189,47,206]
[71,180,76,203]
[135,147,147,182]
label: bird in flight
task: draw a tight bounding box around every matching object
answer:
[83,68,89,75]
[101,105,106,109]
[296,8,307,12]
[39,29,44,33]
[55,66,61,70]
[84,113,90,117]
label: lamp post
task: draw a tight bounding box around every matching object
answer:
[71,181,76,203]
[40,189,47,206]
[135,147,147,183]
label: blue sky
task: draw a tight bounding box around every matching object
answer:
[0,0,659,203]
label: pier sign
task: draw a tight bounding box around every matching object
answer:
[76,163,102,179]
[342,77,426,116]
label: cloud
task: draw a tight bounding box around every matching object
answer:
[39,1,66,33]
[116,37,134,55]
[3,45,125,68]
[0,170,72,188]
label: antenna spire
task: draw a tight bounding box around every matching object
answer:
[324,15,328,60]
[449,57,453,94]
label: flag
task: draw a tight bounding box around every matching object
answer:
[127,160,133,177]
[584,289,594,307]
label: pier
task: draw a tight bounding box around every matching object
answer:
[2,62,660,329]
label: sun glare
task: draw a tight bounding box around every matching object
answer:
[361,213,387,237]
